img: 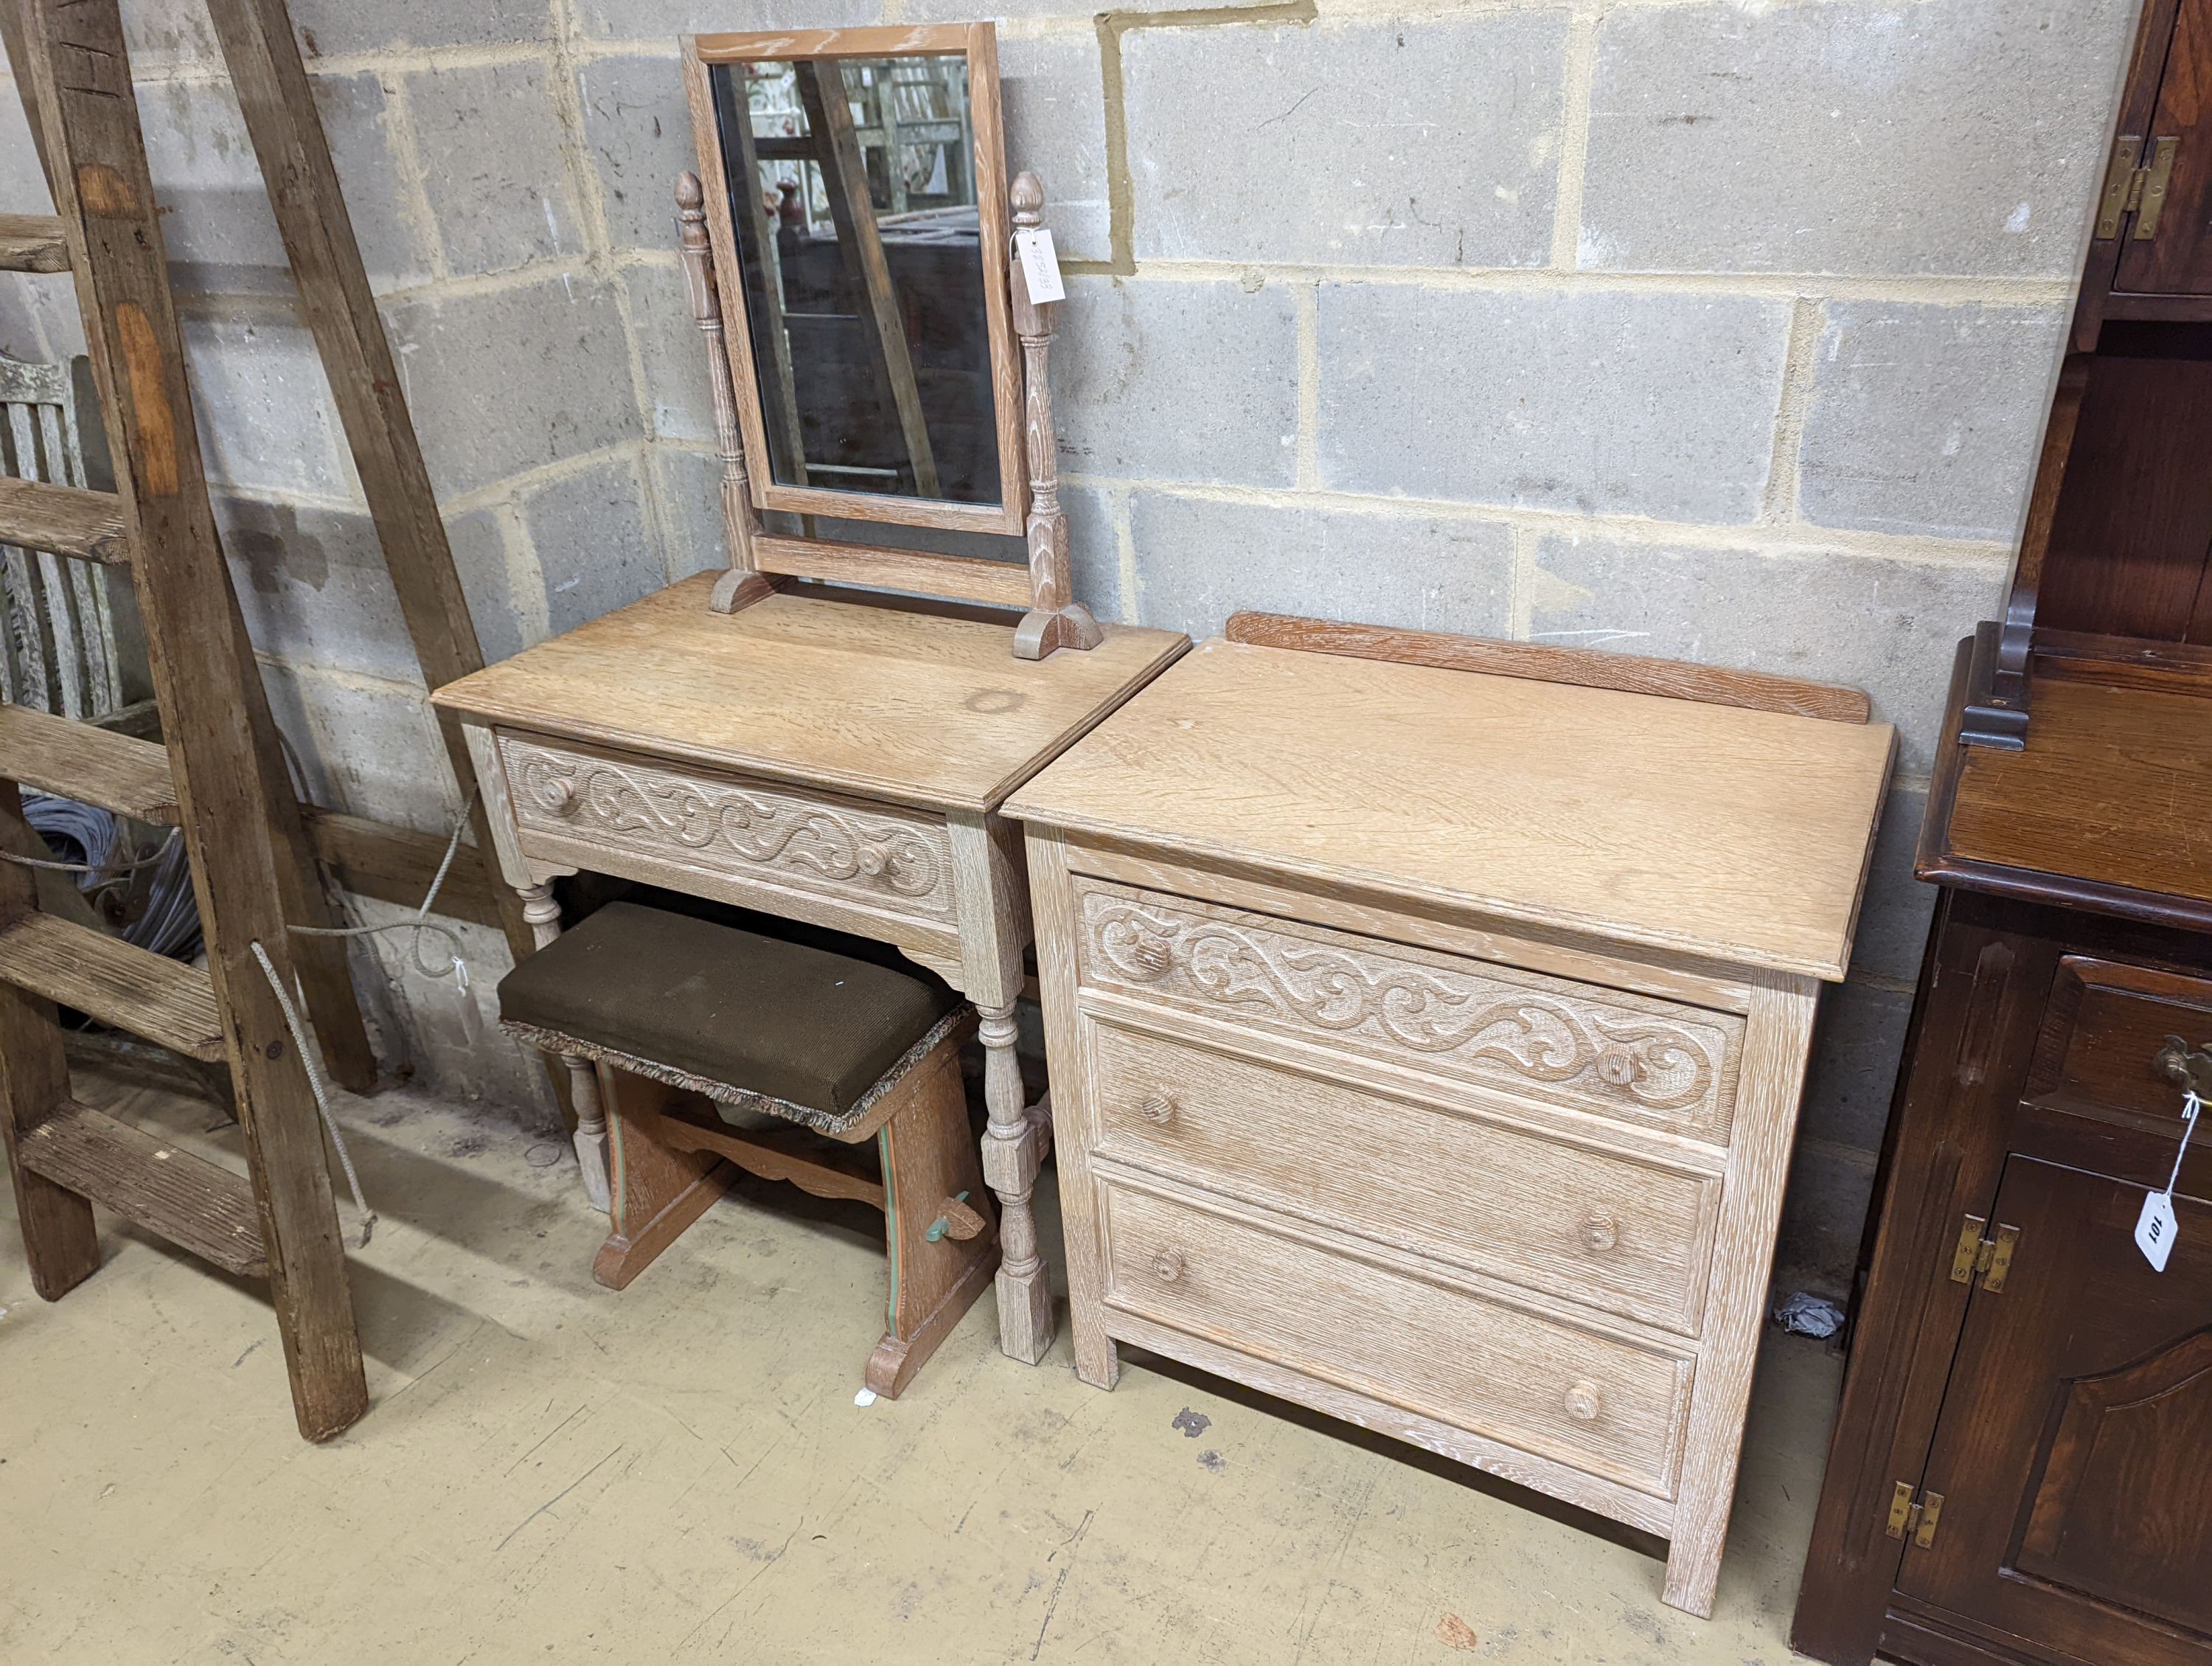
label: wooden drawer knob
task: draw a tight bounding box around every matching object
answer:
[1593,1045,1638,1087]
[1153,1248,1185,1283]
[1581,1212,1619,1254]
[1563,1381,1603,1423]
[540,777,579,816]
[1139,1091,1178,1126]
[1127,937,1175,976]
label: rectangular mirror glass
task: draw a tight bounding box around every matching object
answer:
[707,53,1001,508]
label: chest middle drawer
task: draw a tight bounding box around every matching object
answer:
[1089,1019,1721,1336]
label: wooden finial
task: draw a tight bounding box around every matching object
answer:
[1006,168,1103,661]
[1011,170,1044,230]
[673,169,772,617]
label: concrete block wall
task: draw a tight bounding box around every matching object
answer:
[0,0,2140,1286]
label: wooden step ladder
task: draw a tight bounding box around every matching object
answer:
[0,0,368,1440]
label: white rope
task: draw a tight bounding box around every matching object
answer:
[256,788,484,1246]
[0,824,179,875]
[250,937,376,1249]
[17,788,484,1252]
[285,788,479,994]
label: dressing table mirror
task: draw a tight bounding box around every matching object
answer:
[679,24,1099,659]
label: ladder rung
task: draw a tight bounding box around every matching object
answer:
[15,1101,265,1277]
[0,913,225,1061]
[0,212,71,274]
[0,476,131,564]
[0,701,177,824]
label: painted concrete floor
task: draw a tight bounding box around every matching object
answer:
[1,1065,1843,1665]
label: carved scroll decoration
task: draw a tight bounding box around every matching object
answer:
[1081,891,1736,1129]
[503,738,954,917]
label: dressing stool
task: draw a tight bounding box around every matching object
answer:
[497,900,1000,1398]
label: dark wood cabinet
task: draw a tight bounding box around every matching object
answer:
[2107,0,2212,304]
[1795,8,2212,1653]
[1964,0,2212,750]
[1791,822,2212,1666]
[1901,1156,2212,1665]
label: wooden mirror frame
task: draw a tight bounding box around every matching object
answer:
[679,25,1099,656]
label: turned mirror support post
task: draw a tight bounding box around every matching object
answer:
[1009,172,1103,662]
[678,171,775,618]
[520,881,613,1212]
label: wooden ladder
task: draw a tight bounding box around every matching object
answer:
[0,0,368,1440]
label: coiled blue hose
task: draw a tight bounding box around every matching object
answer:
[21,789,202,959]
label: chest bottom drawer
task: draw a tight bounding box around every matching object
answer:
[1099,1178,1693,1499]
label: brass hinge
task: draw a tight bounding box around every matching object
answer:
[1886,1481,1946,1549]
[2097,135,2181,240]
[1948,1215,2020,1292]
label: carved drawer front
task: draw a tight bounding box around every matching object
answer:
[498,732,956,920]
[1074,880,1742,1146]
[1100,1179,1692,1499]
[1091,1021,1719,1336]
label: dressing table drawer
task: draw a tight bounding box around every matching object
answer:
[496,731,959,924]
[1099,1177,1693,1499]
[1089,1020,1719,1335]
[1071,878,1744,1148]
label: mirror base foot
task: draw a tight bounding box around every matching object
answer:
[709,569,776,616]
[1013,602,1102,659]
[1014,603,1104,661]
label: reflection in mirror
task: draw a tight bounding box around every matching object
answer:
[709,54,1001,508]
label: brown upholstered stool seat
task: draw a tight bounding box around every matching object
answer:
[497,901,964,1136]
[496,900,998,1398]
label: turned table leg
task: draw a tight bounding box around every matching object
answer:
[977,1001,1053,1363]
[518,882,611,1212]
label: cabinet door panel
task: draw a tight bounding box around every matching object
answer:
[2016,1327,2212,1621]
[2116,0,2212,295]
[1900,1156,2212,1666]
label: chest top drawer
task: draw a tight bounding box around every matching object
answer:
[1091,1020,1720,1335]
[1072,878,1744,1147]
[498,730,958,922]
[1100,1177,1694,1499]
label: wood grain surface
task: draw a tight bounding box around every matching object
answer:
[1098,1172,1694,1499]
[1086,1017,1722,1334]
[0,913,225,1061]
[431,574,1186,813]
[1948,668,2212,906]
[1009,639,1894,980]
[0,699,177,822]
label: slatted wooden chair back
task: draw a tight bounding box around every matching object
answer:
[0,350,122,719]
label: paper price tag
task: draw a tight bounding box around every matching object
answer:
[2137,1086,2199,1272]
[2138,1189,2179,1272]
[1015,227,1065,303]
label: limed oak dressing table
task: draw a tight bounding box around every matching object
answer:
[432,575,1184,1362]
[431,22,1188,1365]
[1006,617,1895,1616]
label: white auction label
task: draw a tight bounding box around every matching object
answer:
[2138,1187,2180,1272]
[1015,226,1065,302]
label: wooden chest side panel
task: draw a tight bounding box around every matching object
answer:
[1074,879,1743,1146]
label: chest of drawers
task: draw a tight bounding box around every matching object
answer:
[1006,626,1893,1617]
